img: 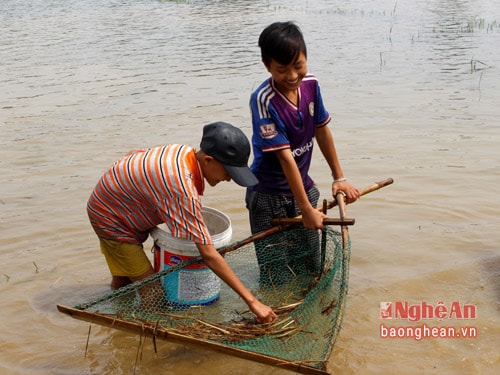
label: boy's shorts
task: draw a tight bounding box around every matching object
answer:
[99,238,152,277]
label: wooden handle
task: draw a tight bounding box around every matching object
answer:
[258,178,392,243]
[321,177,393,211]
[270,178,393,224]
[271,217,355,226]
[336,192,349,248]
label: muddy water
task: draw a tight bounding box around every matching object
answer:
[1,0,498,374]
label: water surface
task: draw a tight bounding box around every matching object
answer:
[1,0,498,374]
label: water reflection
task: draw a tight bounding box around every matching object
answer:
[425,0,481,78]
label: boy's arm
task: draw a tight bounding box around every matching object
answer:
[315,126,360,203]
[196,243,277,323]
[275,149,327,229]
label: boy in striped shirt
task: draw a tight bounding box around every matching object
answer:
[88,122,276,323]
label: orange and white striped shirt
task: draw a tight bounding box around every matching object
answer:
[87,144,211,245]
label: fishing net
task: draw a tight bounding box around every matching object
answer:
[58,225,350,375]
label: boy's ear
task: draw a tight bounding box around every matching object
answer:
[202,154,215,165]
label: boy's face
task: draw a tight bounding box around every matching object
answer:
[202,155,231,187]
[265,52,308,95]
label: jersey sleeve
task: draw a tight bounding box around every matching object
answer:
[250,85,290,153]
[315,83,331,128]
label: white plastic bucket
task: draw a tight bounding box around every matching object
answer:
[151,207,232,306]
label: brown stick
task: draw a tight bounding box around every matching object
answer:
[270,178,394,225]
[57,305,331,375]
[270,217,355,226]
[184,178,391,260]
[336,192,349,248]
[218,225,286,255]
[322,177,393,211]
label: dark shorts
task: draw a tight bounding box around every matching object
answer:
[245,187,322,284]
[245,186,320,233]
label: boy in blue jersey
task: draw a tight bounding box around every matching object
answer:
[246,21,360,283]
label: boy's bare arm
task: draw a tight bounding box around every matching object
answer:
[275,149,326,229]
[196,243,277,323]
[315,126,360,203]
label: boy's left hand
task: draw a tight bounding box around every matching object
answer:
[332,181,360,204]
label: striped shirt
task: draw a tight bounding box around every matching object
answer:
[249,74,331,195]
[87,144,211,245]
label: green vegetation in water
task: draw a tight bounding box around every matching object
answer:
[470,59,490,73]
[462,18,499,33]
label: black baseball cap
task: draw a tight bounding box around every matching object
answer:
[200,122,258,187]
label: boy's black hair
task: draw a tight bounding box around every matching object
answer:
[258,21,307,67]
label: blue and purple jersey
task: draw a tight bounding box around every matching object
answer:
[249,74,331,195]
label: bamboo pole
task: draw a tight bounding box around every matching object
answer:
[57,305,331,375]
[214,177,393,267]
[320,177,393,211]
[270,217,355,226]
[270,177,393,225]
[336,192,349,249]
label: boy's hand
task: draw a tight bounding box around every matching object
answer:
[332,181,360,204]
[249,300,277,324]
[301,206,327,230]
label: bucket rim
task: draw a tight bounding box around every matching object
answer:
[150,206,232,252]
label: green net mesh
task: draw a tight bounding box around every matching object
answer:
[60,225,350,374]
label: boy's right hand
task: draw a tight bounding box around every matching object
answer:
[301,206,327,230]
[249,300,277,324]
